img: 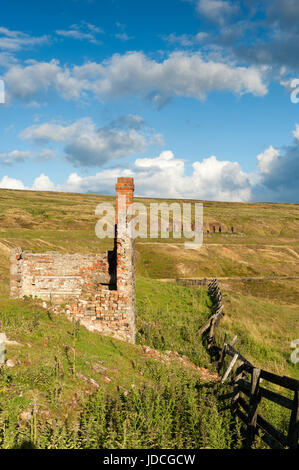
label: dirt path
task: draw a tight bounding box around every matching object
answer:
[136,242,299,247]
[141,345,220,382]
[157,276,299,283]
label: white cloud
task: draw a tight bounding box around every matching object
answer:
[293,123,299,140]
[56,21,103,44]
[4,51,268,104]
[256,145,280,174]
[0,149,252,200]
[20,118,93,142]
[56,29,94,41]
[65,128,148,167]
[4,59,86,102]
[0,175,26,189]
[1,138,298,203]
[38,148,55,160]
[0,51,17,67]
[196,0,239,24]
[20,116,163,167]
[0,149,33,165]
[0,173,54,191]
[56,151,252,201]
[0,148,54,166]
[22,151,249,201]
[57,169,134,194]
[0,26,49,51]
[196,32,209,42]
[115,33,134,42]
[162,32,209,47]
[77,51,268,102]
[32,174,55,191]
[252,125,299,202]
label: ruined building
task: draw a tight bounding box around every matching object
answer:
[10,177,136,344]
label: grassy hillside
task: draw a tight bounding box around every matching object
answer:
[217,280,298,378]
[0,281,239,449]
[0,187,297,376]
[0,188,298,283]
[0,187,298,448]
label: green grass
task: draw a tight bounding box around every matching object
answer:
[136,278,212,368]
[0,187,298,282]
[0,187,298,449]
[0,275,297,449]
[0,284,242,449]
[215,281,299,379]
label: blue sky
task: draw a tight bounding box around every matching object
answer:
[0,0,298,202]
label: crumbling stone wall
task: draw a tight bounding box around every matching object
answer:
[10,251,112,301]
[10,177,136,344]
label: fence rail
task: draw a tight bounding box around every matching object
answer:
[219,342,299,449]
[196,278,299,449]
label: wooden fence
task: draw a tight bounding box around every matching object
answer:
[219,342,299,449]
[197,278,299,449]
[196,278,224,350]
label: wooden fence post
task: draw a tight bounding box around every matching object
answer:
[221,353,238,383]
[208,316,216,349]
[218,340,227,371]
[246,367,261,448]
[231,361,245,415]
[287,390,299,449]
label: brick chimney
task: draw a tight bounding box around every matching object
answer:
[115,177,136,343]
[115,177,135,216]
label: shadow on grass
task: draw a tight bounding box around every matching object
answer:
[15,440,37,449]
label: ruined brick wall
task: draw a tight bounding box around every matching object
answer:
[10,177,136,344]
[10,250,112,301]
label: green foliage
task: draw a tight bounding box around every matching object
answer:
[136,278,212,368]
[0,367,240,449]
[0,278,246,450]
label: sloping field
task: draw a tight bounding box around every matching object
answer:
[0,188,298,448]
[0,187,298,286]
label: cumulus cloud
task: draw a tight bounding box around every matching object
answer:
[0,149,33,165]
[195,0,239,24]
[266,0,299,31]
[0,173,55,191]
[4,59,86,102]
[20,118,91,142]
[182,1,299,73]
[32,174,55,191]
[256,145,280,174]
[0,51,17,67]
[0,148,54,166]
[1,136,298,203]
[38,148,56,160]
[77,51,267,102]
[219,1,299,72]
[64,128,148,167]
[20,116,163,167]
[252,124,299,202]
[293,124,299,141]
[0,175,26,190]
[3,51,268,105]
[108,114,146,130]
[235,31,299,71]
[52,150,251,201]
[57,169,133,194]
[0,150,252,201]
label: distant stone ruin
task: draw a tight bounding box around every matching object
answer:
[10,177,136,344]
[203,222,236,234]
